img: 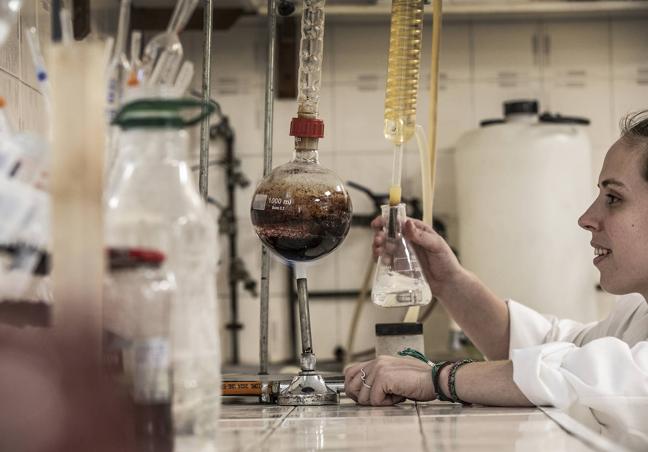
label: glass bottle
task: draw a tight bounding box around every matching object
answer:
[106,97,221,438]
[372,203,431,307]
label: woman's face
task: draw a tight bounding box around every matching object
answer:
[578,138,648,296]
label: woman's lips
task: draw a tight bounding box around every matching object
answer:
[594,253,611,265]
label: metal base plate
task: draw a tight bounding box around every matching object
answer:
[277,372,340,406]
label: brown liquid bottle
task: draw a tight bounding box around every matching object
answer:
[134,401,173,452]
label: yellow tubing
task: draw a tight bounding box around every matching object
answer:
[425,0,442,225]
[404,0,442,324]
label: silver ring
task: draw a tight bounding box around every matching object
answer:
[360,368,372,389]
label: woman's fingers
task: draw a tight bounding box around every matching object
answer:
[344,360,372,402]
[345,356,435,407]
[403,219,442,250]
[370,215,384,232]
[356,363,377,405]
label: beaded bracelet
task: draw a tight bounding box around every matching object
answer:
[432,361,453,402]
[448,359,474,405]
[397,349,452,402]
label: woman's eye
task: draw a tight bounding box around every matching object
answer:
[605,194,621,205]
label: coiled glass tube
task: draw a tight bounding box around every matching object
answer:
[383,0,424,145]
[297,0,325,118]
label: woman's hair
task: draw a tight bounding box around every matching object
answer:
[621,110,648,182]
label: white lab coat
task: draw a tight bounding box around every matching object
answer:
[508,294,648,451]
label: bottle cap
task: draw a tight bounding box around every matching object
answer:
[108,247,166,270]
[504,100,538,116]
[290,117,324,138]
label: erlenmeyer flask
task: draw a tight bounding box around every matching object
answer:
[372,203,432,307]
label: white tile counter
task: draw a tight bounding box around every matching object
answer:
[218,398,614,452]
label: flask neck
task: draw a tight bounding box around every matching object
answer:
[382,203,406,238]
[292,149,319,164]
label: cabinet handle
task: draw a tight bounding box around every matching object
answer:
[544,34,551,66]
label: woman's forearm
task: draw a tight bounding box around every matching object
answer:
[437,271,511,360]
[438,360,533,407]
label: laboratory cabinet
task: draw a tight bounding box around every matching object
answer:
[542,20,610,80]
[472,20,614,149]
[611,19,648,80]
[420,23,471,82]
[417,79,473,151]
[331,23,389,84]
[473,21,542,81]
[611,18,648,139]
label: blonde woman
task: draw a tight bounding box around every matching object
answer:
[345,113,648,450]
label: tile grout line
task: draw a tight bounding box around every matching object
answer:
[0,67,43,95]
[415,402,432,452]
[243,407,296,452]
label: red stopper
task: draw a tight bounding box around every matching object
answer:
[289,117,324,138]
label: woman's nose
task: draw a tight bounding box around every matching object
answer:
[578,202,599,231]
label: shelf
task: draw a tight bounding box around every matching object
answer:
[256,1,648,21]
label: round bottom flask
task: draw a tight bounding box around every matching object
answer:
[250,146,352,263]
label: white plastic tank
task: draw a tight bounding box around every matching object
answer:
[455,100,597,322]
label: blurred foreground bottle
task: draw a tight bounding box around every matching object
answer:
[105,97,221,442]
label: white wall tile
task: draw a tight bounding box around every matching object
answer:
[334,151,393,213]
[417,80,473,150]
[19,0,39,90]
[421,22,471,82]
[19,84,45,133]
[307,298,342,361]
[0,11,21,77]
[336,227,374,291]
[331,23,389,84]
[332,84,389,153]
[403,146,457,219]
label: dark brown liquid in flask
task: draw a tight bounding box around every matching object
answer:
[251,182,352,262]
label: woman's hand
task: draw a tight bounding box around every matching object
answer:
[371,216,466,299]
[344,355,435,406]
